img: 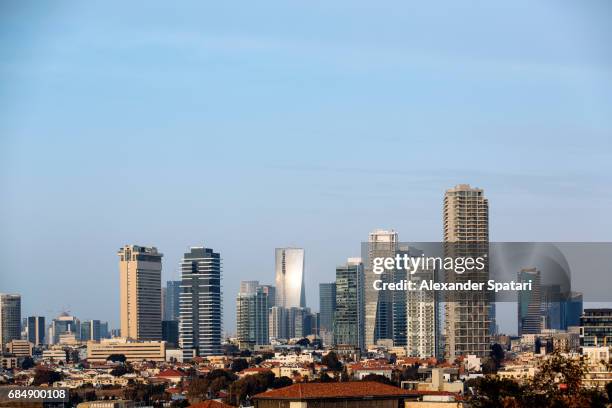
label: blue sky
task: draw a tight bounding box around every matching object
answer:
[1,1,611,335]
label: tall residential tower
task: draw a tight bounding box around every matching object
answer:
[443,184,490,358]
[179,246,222,357]
[118,245,163,340]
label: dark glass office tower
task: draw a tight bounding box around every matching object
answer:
[81,320,101,341]
[162,320,179,348]
[26,316,45,346]
[319,283,337,334]
[179,246,222,357]
[164,280,181,321]
[334,258,364,350]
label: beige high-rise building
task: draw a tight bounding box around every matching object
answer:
[443,184,490,358]
[118,245,163,341]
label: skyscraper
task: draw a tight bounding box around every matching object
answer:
[162,320,179,348]
[236,286,269,349]
[319,283,337,336]
[179,246,222,357]
[163,280,181,321]
[118,245,163,340]
[26,316,45,346]
[517,268,541,335]
[334,258,365,350]
[275,248,305,308]
[404,247,438,358]
[269,306,288,341]
[260,285,276,309]
[81,320,102,341]
[50,313,80,344]
[0,294,21,349]
[364,230,397,347]
[240,281,260,295]
[443,184,490,358]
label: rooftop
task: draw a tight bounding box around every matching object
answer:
[253,382,412,400]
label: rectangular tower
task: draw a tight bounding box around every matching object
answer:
[364,230,397,347]
[443,184,490,358]
[334,258,365,350]
[517,268,541,335]
[319,283,337,337]
[179,246,223,357]
[163,280,181,321]
[0,294,21,349]
[275,248,305,308]
[118,245,163,340]
[26,316,46,346]
[236,286,269,350]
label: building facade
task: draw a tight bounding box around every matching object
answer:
[0,294,21,349]
[275,248,306,308]
[236,286,269,349]
[581,309,612,347]
[269,306,288,341]
[163,280,181,321]
[162,320,179,348]
[81,320,102,342]
[118,245,163,340]
[518,268,541,335]
[179,246,223,357]
[87,338,166,362]
[26,316,45,346]
[444,184,490,358]
[364,230,397,347]
[319,283,337,337]
[334,258,365,350]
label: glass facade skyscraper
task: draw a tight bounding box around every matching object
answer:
[319,283,336,334]
[179,246,223,357]
[163,280,181,321]
[334,258,364,350]
[236,286,269,349]
[518,268,541,335]
[275,248,305,308]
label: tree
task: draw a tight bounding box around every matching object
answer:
[321,351,343,372]
[32,368,63,386]
[111,365,128,377]
[361,374,393,385]
[295,338,310,347]
[20,356,35,370]
[319,372,334,382]
[606,382,612,402]
[230,358,249,372]
[467,376,525,408]
[107,354,127,363]
[271,376,293,389]
[227,372,275,406]
[400,364,419,381]
[490,343,505,369]
[468,353,606,408]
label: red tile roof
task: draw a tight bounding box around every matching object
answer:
[189,400,234,408]
[156,369,185,378]
[253,382,411,400]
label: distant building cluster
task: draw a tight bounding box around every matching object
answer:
[2,184,604,407]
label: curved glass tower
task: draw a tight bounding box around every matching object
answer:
[274,248,305,308]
